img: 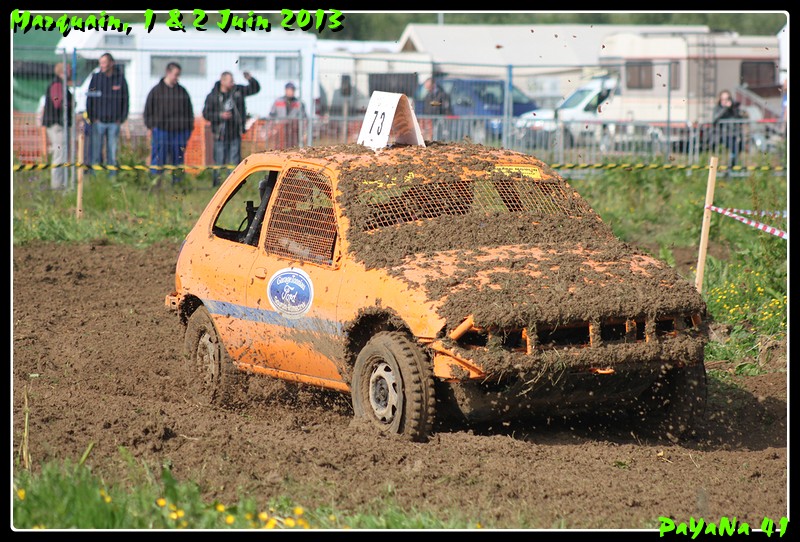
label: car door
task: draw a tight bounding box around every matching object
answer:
[198,165,283,362]
[243,163,347,389]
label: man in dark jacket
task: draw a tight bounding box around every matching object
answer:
[144,62,194,184]
[42,62,74,190]
[712,89,747,173]
[203,71,260,186]
[86,52,129,175]
[421,77,453,141]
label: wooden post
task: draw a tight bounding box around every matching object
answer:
[695,156,718,293]
[75,128,84,220]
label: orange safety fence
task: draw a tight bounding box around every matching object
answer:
[13,112,48,164]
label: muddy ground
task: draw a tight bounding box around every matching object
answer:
[12,241,787,529]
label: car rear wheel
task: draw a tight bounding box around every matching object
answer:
[183,306,247,407]
[634,362,707,441]
[352,332,435,442]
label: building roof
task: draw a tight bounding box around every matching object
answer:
[398,23,711,67]
[316,39,400,54]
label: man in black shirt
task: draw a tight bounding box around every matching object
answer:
[86,53,129,176]
[143,62,194,184]
[203,71,260,187]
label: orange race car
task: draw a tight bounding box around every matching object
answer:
[165,141,708,442]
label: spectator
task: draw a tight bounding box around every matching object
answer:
[420,77,453,140]
[86,52,129,176]
[421,77,453,116]
[712,89,747,173]
[203,70,260,187]
[42,62,73,190]
[144,62,194,184]
[269,82,306,148]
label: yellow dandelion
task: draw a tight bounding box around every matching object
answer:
[177,510,185,518]
[216,503,225,513]
[226,515,235,525]
[476,522,483,529]
[285,518,297,528]
[258,512,269,522]
[169,503,177,511]
[293,506,304,516]
[104,495,112,504]
[298,518,310,529]
[265,518,278,529]
[245,513,253,521]
[180,520,188,528]
[170,512,178,520]
[156,498,167,507]
[328,514,336,522]
[16,489,25,500]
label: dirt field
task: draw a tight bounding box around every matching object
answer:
[12,241,787,529]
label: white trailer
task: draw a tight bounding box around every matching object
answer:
[516,30,781,146]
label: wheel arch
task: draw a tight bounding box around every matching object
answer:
[342,307,417,375]
[178,294,204,327]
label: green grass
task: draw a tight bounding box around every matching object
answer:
[12,453,487,530]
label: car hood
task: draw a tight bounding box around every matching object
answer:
[392,240,705,330]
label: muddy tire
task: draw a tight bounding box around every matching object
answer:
[183,306,247,407]
[635,362,707,441]
[351,332,435,442]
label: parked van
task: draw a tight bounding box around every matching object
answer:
[415,78,538,141]
[515,76,617,148]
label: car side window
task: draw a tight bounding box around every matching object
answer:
[212,170,279,246]
[263,167,338,266]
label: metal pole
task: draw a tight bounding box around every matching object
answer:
[309,51,315,147]
[71,49,78,189]
[503,65,512,149]
[60,49,69,187]
[666,61,672,159]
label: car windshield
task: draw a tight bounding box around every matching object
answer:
[559,88,595,110]
[335,145,609,268]
[357,171,589,230]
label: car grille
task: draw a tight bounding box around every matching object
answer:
[454,313,701,354]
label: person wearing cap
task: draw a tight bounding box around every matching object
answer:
[269,82,306,148]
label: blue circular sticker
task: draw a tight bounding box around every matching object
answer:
[267,268,314,320]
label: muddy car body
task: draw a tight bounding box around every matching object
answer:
[166,141,708,441]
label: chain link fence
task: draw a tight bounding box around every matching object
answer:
[13,46,787,185]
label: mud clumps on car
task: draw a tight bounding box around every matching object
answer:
[420,239,707,332]
[336,141,594,270]
[334,141,706,348]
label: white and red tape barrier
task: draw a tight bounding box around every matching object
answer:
[705,206,788,240]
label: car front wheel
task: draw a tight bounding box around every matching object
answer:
[183,306,247,407]
[352,332,435,442]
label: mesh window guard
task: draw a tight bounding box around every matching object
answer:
[360,176,589,231]
[264,167,338,265]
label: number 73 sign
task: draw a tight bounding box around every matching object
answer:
[357,92,426,150]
